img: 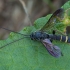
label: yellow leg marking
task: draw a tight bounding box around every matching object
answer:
[65,36,68,43]
[60,35,62,41]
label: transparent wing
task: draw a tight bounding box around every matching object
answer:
[65,8,70,36]
[40,8,64,31]
[42,39,62,58]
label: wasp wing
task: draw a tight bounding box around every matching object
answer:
[40,8,64,31]
[65,8,70,36]
[42,39,62,58]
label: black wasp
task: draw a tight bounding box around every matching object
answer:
[0,8,70,58]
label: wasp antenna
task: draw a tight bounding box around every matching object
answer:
[19,0,32,26]
[0,37,24,49]
[0,27,29,36]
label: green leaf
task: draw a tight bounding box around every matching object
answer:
[0,1,70,70]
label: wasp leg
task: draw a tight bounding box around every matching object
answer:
[52,30,56,35]
[49,38,53,42]
[61,52,63,56]
[66,26,70,36]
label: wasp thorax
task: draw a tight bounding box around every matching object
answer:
[30,31,49,40]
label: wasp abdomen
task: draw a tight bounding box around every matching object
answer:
[49,35,70,43]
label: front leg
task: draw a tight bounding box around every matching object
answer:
[52,30,56,35]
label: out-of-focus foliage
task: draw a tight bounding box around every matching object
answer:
[0,0,68,39]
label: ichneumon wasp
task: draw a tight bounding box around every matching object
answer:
[0,8,70,58]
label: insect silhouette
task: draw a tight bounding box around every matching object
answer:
[0,8,70,58]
